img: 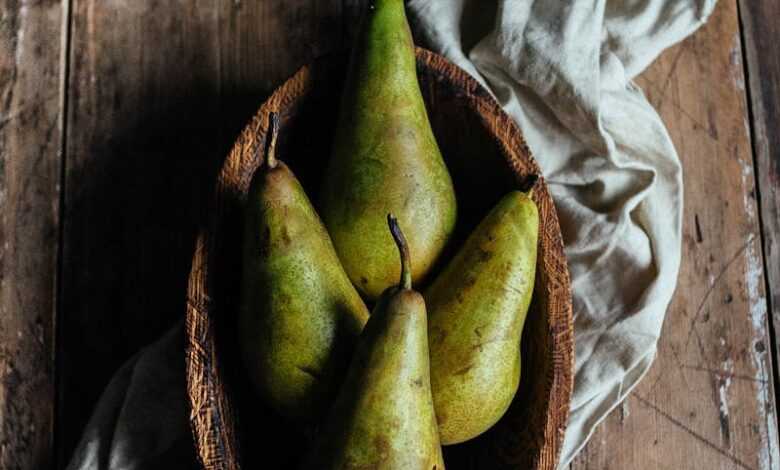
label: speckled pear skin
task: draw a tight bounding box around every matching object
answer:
[302,218,445,470]
[238,148,369,424]
[425,190,538,445]
[319,0,457,300]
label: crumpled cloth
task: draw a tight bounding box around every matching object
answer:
[408,0,716,465]
[67,1,717,469]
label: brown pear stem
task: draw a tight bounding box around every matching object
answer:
[264,112,280,169]
[387,214,412,290]
[519,174,539,193]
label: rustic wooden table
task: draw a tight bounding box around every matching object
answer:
[2,1,779,469]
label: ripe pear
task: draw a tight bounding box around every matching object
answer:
[425,178,539,445]
[319,0,457,300]
[302,215,445,470]
[238,113,369,424]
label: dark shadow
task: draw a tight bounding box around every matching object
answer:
[206,54,351,470]
[57,49,291,470]
[407,0,499,59]
[461,0,500,55]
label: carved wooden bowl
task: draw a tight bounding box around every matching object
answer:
[185,48,573,470]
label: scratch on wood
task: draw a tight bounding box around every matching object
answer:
[675,99,721,142]
[669,343,692,392]
[685,236,752,350]
[692,326,708,368]
[637,77,720,142]
[694,213,703,243]
[632,394,755,470]
[655,45,687,106]
[647,369,665,392]
[679,364,768,384]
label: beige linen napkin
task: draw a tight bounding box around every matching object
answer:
[406,0,716,466]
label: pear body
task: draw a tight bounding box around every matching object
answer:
[239,161,369,423]
[425,191,538,445]
[319,0,457,300]
[302,285,444,469]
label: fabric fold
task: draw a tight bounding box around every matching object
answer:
[407,0,714,466]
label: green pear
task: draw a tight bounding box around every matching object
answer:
[319,0,457,300]
[302,215,445,469]
[425,178,539,445]
[238,113,369,423]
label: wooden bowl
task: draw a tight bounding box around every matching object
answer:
[185,48,573,470]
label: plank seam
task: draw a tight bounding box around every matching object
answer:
[53,0,74,467]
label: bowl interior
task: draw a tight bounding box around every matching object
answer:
[188,49,572,470]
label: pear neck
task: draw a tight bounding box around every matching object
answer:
[387,214,412,290]
[264,112,280,169]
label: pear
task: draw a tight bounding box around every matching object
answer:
[319,0,457,300]
[425,177,539,445]
[238,113,369,423]
[302,215,445,470]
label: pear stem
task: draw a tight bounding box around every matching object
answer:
[519,174,539,193]
[387,214,412,290]
[264,112,280,169]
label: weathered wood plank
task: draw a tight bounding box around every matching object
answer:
[572,1,780,469]
[0,0,64,468]
[738,0,780,403]
[58,0,349,465]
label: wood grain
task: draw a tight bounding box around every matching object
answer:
[59,1,222,461]
[738,0,780,400]
[572,1,780,469]
[58,0,351,465]
[0,0,63,468]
